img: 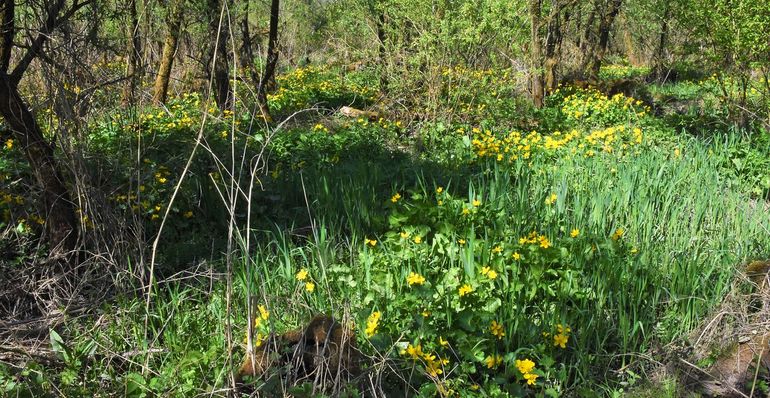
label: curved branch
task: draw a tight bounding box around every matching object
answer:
[9,0,95,85]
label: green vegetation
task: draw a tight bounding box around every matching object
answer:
[2,0,770,397]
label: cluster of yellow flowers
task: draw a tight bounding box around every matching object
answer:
[401,343,450,378]
[554,324,570,348]
[245,305,270,348]
[515,358,539,385]
[562,90,647,120]
[489,320,505,339]
[480,266,498,280]
[365,311,381,337]
[407,272,426,286]
[518,231,552,249]
[471,123,645,163]
[295,268,315,292]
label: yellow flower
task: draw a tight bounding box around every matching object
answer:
[492,245,502,254]
[305,282,315,293]
[512,252,521,260]
[391,193,401,203]
[570,228,580,238]
[481,266,498,280]
[472,199,481,207]
[538,235,551,249]
[485,354,503,369]
[365,238,377,247]
[296,268,308,281]
[413,236,422,244]
[365,311,381,337]
[400,231,410,239]
[490,320,505,339]
[439,336,449,347]
[554,333,568,348]
[524,372,539,385]
[183,211,193,218]
[612,228,625,241]
[406,272,426,286]
[403,343,423,360]
[462,208,470,215]
[458,284,473,297]
[515,358,535,375]
[458,239,466,245]
[158,177,167,184]
[5,139,12,150]
[425,357,444,377]
[436,187,443,194]
[545,193,557,205]
[257,305,269,321]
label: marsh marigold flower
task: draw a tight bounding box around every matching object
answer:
[481,266,498,280]
[406,272,426,286]
[554,333,568,348]
[305,282,315,293]
[612,228,625,240]
[296,268,308,281]
[413,236,422,244]
[365,311,381,337]
[490,320,505,339]
[485,354,503,369]
[458,284,473,297]
[391,193,401,203]
[515,358,535,375]
[524,372,539,385]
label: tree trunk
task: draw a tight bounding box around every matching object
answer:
[257,0,279,121]
[239,2,261,87]
[152,0,183,104]
[1,0,78,256]
[206,0,232,110]
[544,2,565,93]
[653,3,670,81]
[529,0,544,108]
[621,15,639,66]
[0,77,78,254]
[586,0,623,80]
[122,0,142,106]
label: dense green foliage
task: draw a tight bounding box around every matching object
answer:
[2,0,770,397]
